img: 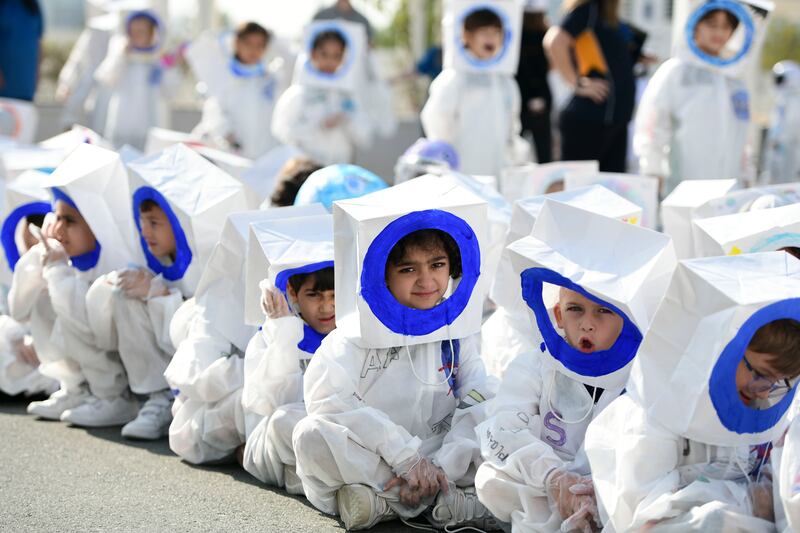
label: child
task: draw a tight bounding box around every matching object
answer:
[268,157,322,207]
[763,60,800,184]
[240,214,335,491]
[421,6,526,177]
[95,10,180,150]
[634,2,768,195]
[192,22,283,159]
[26,144,141,426]
[292,176,496,531]
[474,200,675,532]
[585,252,800,531]
[271,25,371,165]
[776,414,800,531]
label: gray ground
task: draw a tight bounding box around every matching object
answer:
[0,395,418,532]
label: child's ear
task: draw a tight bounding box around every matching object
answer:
[286,284,298,303]
[553,302,564,329]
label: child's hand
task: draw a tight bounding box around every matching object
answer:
[575,77,609,104]
[117,268,157,300]
[322,113,346,129]
[748,479,774,522]
[13,338,39,367]
[38,234,69,267]
[386,457,448,506]
[260,287,292,319]
[546,469,599,532]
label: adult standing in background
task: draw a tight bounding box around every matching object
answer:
[517,0,553,164]
[0,0,44,101]
[313,0,373,45]
[544,0,636,172]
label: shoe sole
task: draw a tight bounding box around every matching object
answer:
[337,485,372,530]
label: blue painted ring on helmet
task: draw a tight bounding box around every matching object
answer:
[132,186,192,282]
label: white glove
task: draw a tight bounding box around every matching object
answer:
[386,456,448,507]
[748,478,774,522]
[260,285,292,319]
[117,268,168,300]
[546,468,599,533]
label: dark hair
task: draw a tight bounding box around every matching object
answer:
[699,8,740,31]
[288,267,334,294]
[270,157,323,207]
[129,13,157,29]
[387,229,463,279]
[138,199,162,213]
[748,319,800,378]
[782,247,800,260]
[25,213,46,228]
[236,21,271,44]
[312,29,347,52]
[463,8,503,33]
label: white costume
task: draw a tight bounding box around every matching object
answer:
[27,144,141,424]
[95,9,180,150]
[241,214,334,488]
[187,30,285,160]
[421,0,527,177]
[475,200,676,532]
[165,205,324,464]
[271,21,371,165]
[483,186,642,379]
[764,61,800,184]
[776,415,800,532]
[585,252,800,532]
[292,176,494,528]
[634,0,772,194]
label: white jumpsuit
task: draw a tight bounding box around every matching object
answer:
[774,415,800,532]
[480,306,538,379]
[421,69,524,178]
[193,67,282,160]
[763,67,800,184]
[241,316,312,487]
[271,84,371,166]
[584,393,776,532]
[634,58,751,195]
[292,330,492,517]
[475,352,622,532]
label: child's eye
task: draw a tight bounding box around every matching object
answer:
[431,262,447,269]
[566,305,582,313]
[598,308,615,315]
[399,267,415,274]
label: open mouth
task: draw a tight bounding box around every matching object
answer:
[482,44,496,54]
[739,391,753,406]
[318,316,335,324]
[577,337,595,353]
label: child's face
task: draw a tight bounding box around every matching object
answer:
[694,10,735,57]
[385,244,450,310]
[463,26,504,60]
[235,33,268,65]
[311,40,345,74]
[735,348,794,406]
[139,205,177,260]
[53,201,96,257]
[553,288,624,353]
[128,17,156,49]
[287,277,336,335]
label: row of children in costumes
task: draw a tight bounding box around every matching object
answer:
[1,120,800,533]
[40,0,800,194]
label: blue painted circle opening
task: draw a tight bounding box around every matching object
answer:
[709,299,800,435]
[303,23,355,82]
[456,4,513,69]
[274,261,335,354]
[360,210,481,336]
[132,186,193,282]
[125,10,163,53]
[685,0,755,68]
[520,268,643,377]
[1,202,52,271]
[51,187,101,272]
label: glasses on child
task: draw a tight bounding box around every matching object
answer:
[742,354,795,401]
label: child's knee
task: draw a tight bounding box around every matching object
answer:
[292,415,331,462]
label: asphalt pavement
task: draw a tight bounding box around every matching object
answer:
[0,394,419,532]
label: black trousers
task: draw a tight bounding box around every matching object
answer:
[559,114,629,173]
[522,112,553,164]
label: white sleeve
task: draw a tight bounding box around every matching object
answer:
[475,353,565,496]
[271,86,317,148]
[585,394,762,531]
[433,335,495,481]
[634,60,678,178]
[195,96,233,142]
[146,287,184,354]
[8,245,47,323]
[778,417,800,532]
[420,70,461,144]
[344,93,373,148]
[303,333,422,471]
[241,316,305,420]
[163,312,243,401]
[94,35,128,88]
[42,262,93,341]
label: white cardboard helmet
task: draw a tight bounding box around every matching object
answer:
[508,200,677,389]
[629,252,800,447]
[126,143,256,296]
[498,161,599,202]
[564,171,660,229]
[333,174,488,349]
[293,19,366,92]
[0,98,37,144]
[443,0,524,75]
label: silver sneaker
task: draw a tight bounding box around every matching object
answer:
[337,483,398,530]
[121,390,173,440]
[60,394,139,427]
[283,464,304,495]
[429,486,502,531]
[27,388,90,420]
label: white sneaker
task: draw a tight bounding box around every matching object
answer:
[60,394,140,427]
[337,483,398,530]
[284,464,304,495]
[429,486,502,531]
[121,390,173,440]
[27,388,90,420]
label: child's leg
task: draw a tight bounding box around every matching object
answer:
[30,291,85,394]
[474,461,554,530]
[292,414,428,518]
[169,389,246,464]
[243,402,307,487]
